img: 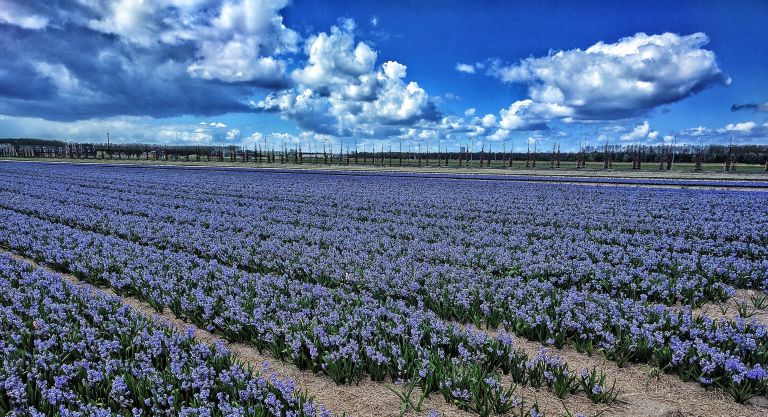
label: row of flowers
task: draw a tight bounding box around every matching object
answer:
[0,209,610,416]
[1,170,765,313]
[0,254,328,417]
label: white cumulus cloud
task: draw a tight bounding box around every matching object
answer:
[498,100,550,131]
[481,114,497,127]
[677,120,768,145]
[490,32,729,123]
[725,121,757,132]
[88,0,298,84]
[619,121,658,141]
[292,21,377,90]
[256,20,439,137]
[225,128,241,140]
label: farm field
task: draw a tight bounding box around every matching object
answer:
[2,161,768,417]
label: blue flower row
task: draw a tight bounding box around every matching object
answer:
[0,254,328,417]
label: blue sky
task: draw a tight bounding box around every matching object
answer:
[1,0,766,151]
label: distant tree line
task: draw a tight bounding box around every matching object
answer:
[579,143,768,165]
[1,137,767,171]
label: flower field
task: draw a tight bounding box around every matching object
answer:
[0,253,325,416]
[1,162,768,416]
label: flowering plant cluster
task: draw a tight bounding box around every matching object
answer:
[1,162,767,404]
[0,254,327,417]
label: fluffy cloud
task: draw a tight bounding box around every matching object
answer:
[0,0,298,121]
[245,131,263,139]
[725,121,757,132]
[256,21,440,137]
[677,120,768,144]
[481,114,497,127]
[498,100,549,131]
[490,32,729,123]
[87,0,298,84]
[619,121,659,142]
[487,128,510,141]
[620,121,650,141]
[455,63,476,74]
[225,128,241,141]
[292,20,377,91]
[0,1,49,30]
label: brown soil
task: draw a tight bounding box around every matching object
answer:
[695,289,768,326]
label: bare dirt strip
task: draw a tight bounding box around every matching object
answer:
[509,334,767,417]
[695,289,768,326]
[455,313,768,417]
[4,249,767,417]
